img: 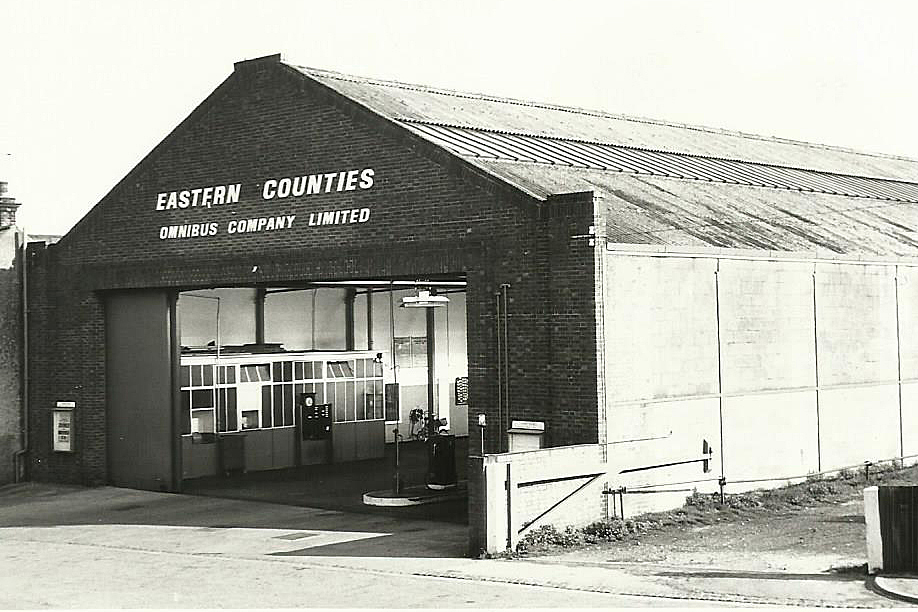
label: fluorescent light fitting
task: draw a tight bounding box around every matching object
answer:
[400,289,449,308]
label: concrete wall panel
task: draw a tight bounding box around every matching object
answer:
[603,255,718,402]
[819,384,900,469]
[721,391,818,483]
[816,264,897,386]
[898,382,918,461]
[896,268,918,381]
[718,260,816,394]
[607,397,721,516]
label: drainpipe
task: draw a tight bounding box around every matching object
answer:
[13,230,28,482]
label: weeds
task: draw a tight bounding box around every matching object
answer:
[509,461,918,556]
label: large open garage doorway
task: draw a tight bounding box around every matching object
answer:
[174,279,469,522]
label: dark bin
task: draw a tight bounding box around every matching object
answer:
[426,434,457,489]
[877,486,918,572]
[219,433,246,475]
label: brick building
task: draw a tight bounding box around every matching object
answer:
[24,55,918,549]
[0,181,24,484]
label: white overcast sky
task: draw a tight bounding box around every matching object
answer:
[3,0,918,235]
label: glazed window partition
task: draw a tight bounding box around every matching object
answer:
[180,354,385,436]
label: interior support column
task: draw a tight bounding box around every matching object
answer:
[367,289,374,350]
[427,305,437,437]
[345,288,356,351]
[255,287,266,345]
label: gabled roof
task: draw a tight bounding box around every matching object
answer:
[288,61,918,255]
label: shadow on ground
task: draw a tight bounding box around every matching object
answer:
[0,439,471,559]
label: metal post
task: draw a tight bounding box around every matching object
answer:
[495,292,502,453]
[393,425,402,494]
[501,284,510,441]
[426,304,437,438]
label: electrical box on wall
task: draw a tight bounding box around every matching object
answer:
[53,402,75,452]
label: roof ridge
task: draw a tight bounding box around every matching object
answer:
[400,119,918,186]
[289,63,918,166]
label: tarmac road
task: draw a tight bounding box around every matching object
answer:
[0,483,887,608]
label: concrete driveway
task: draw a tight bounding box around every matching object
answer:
[0,483,731,608]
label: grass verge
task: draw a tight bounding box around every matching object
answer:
[499,461,918,558]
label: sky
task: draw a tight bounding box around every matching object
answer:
[3,0,918,235]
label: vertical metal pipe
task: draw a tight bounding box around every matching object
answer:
[389,283,397,385]
[895,266,904,461]
[501,284,510,441]
[495,292,503,453]
[168,291,183,493]
[813,264,822,472]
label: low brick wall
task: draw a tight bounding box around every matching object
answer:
[468,444,606,555]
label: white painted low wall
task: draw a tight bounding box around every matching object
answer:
[469,444,606,554]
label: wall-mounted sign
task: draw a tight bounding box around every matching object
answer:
[53,405,74,452]
[154,167,376,241]
[262,168,374,200]
[156,184,241,210]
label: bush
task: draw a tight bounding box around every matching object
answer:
[583,519,627,542]
[516,524,583,552]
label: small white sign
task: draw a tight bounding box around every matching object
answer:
[510,420,545,432]
[53,409,73,452]
[56,401,76,408]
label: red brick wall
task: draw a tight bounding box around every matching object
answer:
[27,59,600,485]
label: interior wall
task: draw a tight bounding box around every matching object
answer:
[179,288,256,347]
[178,286,469,436]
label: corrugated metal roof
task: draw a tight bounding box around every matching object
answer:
[292,64,918,183]
[472,162,918,255]
[400,121,918,205]
[285,62,918,255]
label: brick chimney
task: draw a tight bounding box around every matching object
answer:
[0,181,21,229]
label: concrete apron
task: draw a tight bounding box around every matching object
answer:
[0,484,895,608]
[181,437,469,523]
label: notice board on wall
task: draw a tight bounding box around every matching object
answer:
[53,401,75,452]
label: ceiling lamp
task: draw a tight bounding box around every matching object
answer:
[400,288,449,308]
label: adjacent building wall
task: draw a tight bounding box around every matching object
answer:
[603,249,918,515]
[0,228,21,483]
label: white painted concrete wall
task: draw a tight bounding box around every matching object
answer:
[603,250,918,515]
